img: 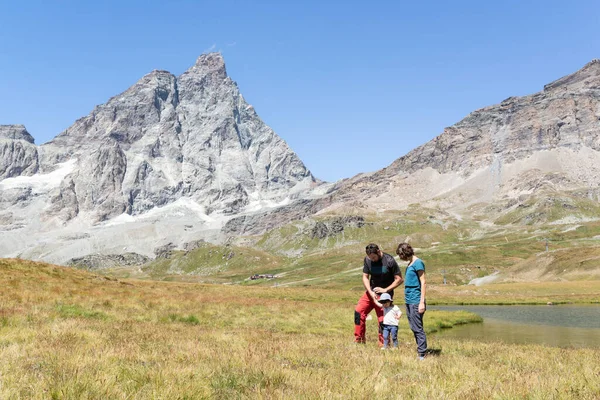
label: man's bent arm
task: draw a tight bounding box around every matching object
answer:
[362,273,376,299]
[384,274,403,293]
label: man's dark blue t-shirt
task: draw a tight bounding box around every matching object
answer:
[363,253,401,297]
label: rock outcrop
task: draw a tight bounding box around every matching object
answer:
[311,216,365,239]
[0,125,39,179]
[67,253,150,270]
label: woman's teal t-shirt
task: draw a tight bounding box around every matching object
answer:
[404,259,425,304]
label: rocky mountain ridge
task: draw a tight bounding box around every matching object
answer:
[0,53,320,263]
[1,57,599,265]
[324,59,600,216]
[393,59,600,175]
[40,53,317,221]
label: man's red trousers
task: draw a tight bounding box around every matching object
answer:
[354,291,384,344]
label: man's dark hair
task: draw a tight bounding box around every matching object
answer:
[365,243,379,255]
[396,242,414,260]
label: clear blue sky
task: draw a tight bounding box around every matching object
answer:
[1,1,599,182]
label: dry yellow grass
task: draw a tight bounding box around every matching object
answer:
[1,259,599,399]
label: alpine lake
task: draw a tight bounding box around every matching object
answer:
[431,304,600,348]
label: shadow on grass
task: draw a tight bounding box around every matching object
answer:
[426,348,442,356]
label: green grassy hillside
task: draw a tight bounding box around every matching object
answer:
[97,203,600,288]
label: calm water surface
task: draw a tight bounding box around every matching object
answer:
[431,305,600,348]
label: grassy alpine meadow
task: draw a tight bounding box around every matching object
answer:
[428,280,600,305]
[1,259,600,399]
[106,210,600,288]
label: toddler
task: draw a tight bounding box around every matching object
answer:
[375,293,402,349]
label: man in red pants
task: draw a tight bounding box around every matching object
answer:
[354,243,403,345]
